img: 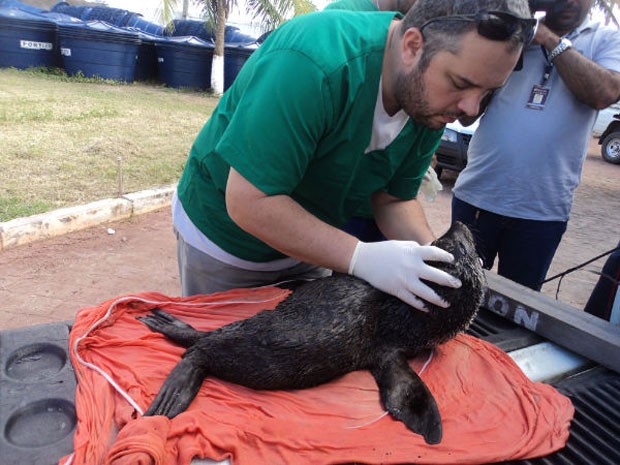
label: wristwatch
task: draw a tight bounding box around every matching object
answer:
[548,37,573,62]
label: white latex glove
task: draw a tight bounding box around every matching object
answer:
[348,240,462,311]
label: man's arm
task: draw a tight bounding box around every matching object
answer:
[225,168,461,310]
[536,23,620,109]
[371,190,435,245]
[225,168,357,273]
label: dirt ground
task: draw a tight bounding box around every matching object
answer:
[0,138,618,330]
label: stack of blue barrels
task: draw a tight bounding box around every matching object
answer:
[158,19,257,90]
[0,0,261,90]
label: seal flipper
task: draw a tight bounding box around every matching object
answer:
[138,308,204,348]
[371,349,442,445]
[145,354,208,417]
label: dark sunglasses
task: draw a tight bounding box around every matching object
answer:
[419,11,538,69]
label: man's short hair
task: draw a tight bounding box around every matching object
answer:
[401,0,532,70]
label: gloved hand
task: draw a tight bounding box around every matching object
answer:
[348,240,462,311]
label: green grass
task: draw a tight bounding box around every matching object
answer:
[0,196,53,221]
[0,67,219,222]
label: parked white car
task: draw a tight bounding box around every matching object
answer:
[592,103,620,137]
[598,109,620,165]
[433,103,620,179]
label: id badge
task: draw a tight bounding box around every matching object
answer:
[526,85,550,110]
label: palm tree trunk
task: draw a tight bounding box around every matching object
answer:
[211,0,227,95]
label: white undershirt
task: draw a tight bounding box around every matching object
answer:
[365,77,409,153]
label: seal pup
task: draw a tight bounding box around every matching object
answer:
[138,221,484,444]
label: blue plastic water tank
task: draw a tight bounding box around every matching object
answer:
[129,29,160,81]
[52,3,146,28]
[36,11,84,24]
[224,42,257,90]
[156,36,214,90]
[165,20,258,44]
[0,7,57,69]
[56,20,141,82]
[224,25,258,45]
[50,1,92,20]
[166,19,214,41]
[126,14,164,36]
[78,6,137,27]
[0,0,45,14]
[33,11,82,68]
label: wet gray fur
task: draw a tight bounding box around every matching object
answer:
[138,221,485,444]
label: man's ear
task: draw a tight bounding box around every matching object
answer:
[401,27,424,67]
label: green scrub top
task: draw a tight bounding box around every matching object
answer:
[177,11,442,262]
[323,0,377,11]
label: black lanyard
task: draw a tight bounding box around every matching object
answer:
[540,46,554,86]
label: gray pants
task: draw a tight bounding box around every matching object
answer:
[176,230,332,296]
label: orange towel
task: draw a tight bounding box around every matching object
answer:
[59,288,573,465]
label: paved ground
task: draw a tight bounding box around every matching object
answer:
[0,137,618,330]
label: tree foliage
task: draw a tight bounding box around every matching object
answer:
[594,0,619,26]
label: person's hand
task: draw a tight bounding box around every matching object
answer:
[348,240,462,311]
[532,21,556,48]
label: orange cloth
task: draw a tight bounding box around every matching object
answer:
[59,289,574,465]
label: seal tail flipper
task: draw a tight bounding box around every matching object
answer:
[144,355,207,418]
[371,350,442,445]
[138,308,205,348]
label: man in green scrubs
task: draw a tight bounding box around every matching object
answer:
[324,0,416,15]
[173,0,535,311]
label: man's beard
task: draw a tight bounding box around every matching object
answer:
[394,63,460,130]
[544,5,582,33]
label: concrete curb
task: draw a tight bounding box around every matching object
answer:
[0,185,176,251]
